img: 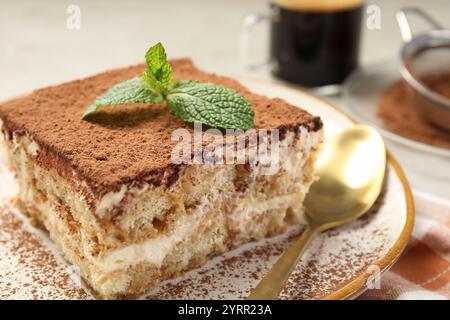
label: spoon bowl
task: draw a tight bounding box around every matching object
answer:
[248,124,386,299]
[305,125,386,229]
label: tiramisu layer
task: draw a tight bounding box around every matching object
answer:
[0,59,323,298]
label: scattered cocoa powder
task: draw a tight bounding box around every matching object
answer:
[0,206,90,299]
[145,204,387,300]
[377,73,450,150]
[0,198,388,300]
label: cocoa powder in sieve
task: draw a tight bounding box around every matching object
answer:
[377,72,450,150]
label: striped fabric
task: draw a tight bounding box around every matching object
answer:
[359,191,450,300]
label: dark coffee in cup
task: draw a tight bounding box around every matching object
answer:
[270,0,363,87]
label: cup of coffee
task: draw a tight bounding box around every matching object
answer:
[241,0,364,93]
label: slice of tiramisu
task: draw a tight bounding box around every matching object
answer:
[0,56,323,298]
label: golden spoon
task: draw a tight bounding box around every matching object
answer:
[248,124,386,300]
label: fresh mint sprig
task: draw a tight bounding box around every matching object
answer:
[82,76,163,117]
[83,43,254,130]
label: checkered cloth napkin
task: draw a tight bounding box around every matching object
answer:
[359,191,450,300]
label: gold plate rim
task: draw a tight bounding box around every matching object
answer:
[240,77,415,300]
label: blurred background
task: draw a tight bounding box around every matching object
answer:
[1,0,448,98]
[1,0,449,198]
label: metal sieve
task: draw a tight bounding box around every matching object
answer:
[396,7,450,131]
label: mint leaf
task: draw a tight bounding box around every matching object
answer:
[155,61,173,86]
[83,42,255,129]
[144,42,173,87]
[142,69,166,95]
[145,43,167,75]
[82,76,163,119]
[167,80,254,130]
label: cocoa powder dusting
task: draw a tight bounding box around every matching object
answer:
[421,71,450,100]
[377,73,450,150]
[0,59,322,198]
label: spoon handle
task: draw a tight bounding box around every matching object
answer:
[247,226,319,300]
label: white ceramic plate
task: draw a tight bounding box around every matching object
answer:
[0,79,414,300]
